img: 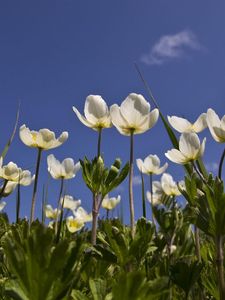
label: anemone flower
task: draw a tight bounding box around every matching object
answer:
[165,132,206,165]
[207,108,225,179]
[73,95,112,156]
[161,173,182,197]
[168,113,207,133]
[66,216,85,233]
[110,93,159,237]
[19,125,68,225]
[102,194,121,218]
[60,195,81,213]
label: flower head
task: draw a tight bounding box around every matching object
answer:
[60,195,81,211]
[20,125,68,150]
[72,95,112,130]
[161,173,181,197]
[66,216,85,233]
[110,93,159,135]
[73,207,92,223]
[207,108,225,143]
[47,154,81,180]
[45,205,58,219]
[168,113,207,133]
[165,132,206,164]
[101,194,121,210]
[136,154,168,175]
[0,181,17,197]
[146,181,164,205]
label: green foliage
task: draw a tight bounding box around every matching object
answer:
[80,156,129,198]
[2,220,86,300]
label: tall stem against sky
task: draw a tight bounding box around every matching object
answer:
[129,131,135,238]
[97,128,102,157]
[141,172,146,218]
[149,173,155,227]
[218,147,225,180]
[55,177,64,235]
[30,148,42,225]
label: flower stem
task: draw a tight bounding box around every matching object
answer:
[91,192,98,245]
[16,183,21,223]
[30,148,42,225]
[129,131,135,238]
[0,179,8,199]
[55,177,64,235]
[149,173,155,227]
[194,225,201,262]
[216,235,225,299]
[97,128,102,157]
[141,172,146,218]
[218,147,225,180]
[192,162,207,185]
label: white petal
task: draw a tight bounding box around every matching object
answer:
[179,132,200,159]
[168,116,192,133]
[136,159,144,172]
[0,201,6,211]
[84,95,109,122]
[154,162,168,175]
[72,106,94,128]
[165,149,188,164]
[62,158,76,178]
[199,137,206,157]
[207,108,222,142]
[193,113,207,133]
[136,109,159,134]
[47,154,62,179]
[19,125,36,147]
[110,104,131,135]
[20,170,34,186]
[213,127,225,143]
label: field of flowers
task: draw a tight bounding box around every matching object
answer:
[0,90,224,299]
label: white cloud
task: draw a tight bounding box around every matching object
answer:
[205,162,219,173]
[133,175,142,186]
[141,30,202,66]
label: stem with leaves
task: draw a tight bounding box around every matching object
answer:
[30,148,42,225]
[129,131,135,238]
[91,192,99,245]
[216,235,225,299]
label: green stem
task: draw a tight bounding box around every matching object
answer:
[218,147,225,180]
[192,162,207,185]
[16,183,21,223]
[55,178,64,235]
[0,179,8,199]
[129,131,135,238]
[91,192,98,245]
[106,209,109,220]
[141,172,146,218]
[149,173,155,227]
[30,148,42,225]
[97,128,102,157]
[194,225,201,262]
[56,192,66,243]
[216,235,225,299]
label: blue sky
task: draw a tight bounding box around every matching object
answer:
[0,0,224,223]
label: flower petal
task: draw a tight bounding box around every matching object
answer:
[165,149,188,164]
[72,106,94,128]
[193,113,207,133]
[168,116,192,133]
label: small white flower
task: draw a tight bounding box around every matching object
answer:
[47,154,81,180]
[66,216,84,233]
[20,125,68,150]
[207,108,225,143]
[168,113,207,133]
[165,132,206,164]
[0,181,17,197]
[136,154,168,175]
[161,173,181,197]
[110,93,159,136]
[45,205,59,219]
[73,207,92,223]
[102,195,121,210]
[60,195,81,211]
[73,95,112,130]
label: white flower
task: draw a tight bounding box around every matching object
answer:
[45,205,58,219]
[165,132,206,164]
[73,207,92,223]
[47,154,81,180]
[20,125,68,150]
[161,173,181,197]
[136,154,168,175]
[168,113,207,133]
[146,181,164,205]
[110,93,159,135]
[0,201,6,211]
[66,216,84,233]
[0,159,34,185]
[60,195,81,211]
[207,108,225,143]
[72,95,112,130]
[0,181,17,197]
[102,195,121,210]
